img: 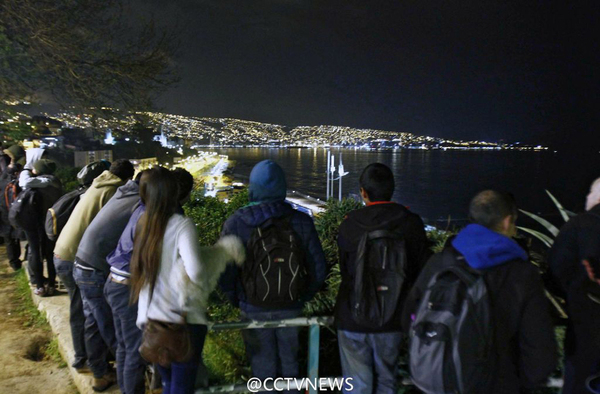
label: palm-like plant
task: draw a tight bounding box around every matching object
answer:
[517,190,575,320]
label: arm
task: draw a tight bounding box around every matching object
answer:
[517,268,558,388]
[217,217,241,306]
[178,218,205,285]
[401,252,442,333]
[404,214,431,285]
[548,221,579,297]
[19,170,50,188]
[301,216,327,302]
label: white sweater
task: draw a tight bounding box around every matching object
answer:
[136,214,244,327]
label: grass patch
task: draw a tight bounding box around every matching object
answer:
[45,337,67,368]
[12,268,67,367]
[13,269,49,328]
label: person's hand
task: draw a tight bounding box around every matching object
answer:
[217,235,246,265]
[583,258,600,285]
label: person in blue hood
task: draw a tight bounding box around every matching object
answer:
[403,190,557,394]
[219,160,327,390]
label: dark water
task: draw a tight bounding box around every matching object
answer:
[216,148,600,224]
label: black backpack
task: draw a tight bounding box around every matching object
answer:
[9,188,41,232]
[0,177,19,236]
[351,222,408,328]
[242,215,307,308]
[408,250,495,394]
[44,186,86,241]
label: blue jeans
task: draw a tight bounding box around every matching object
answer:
[104,277,145,394]
[156,324,207,394]
[53,256,86,364]
[337,330,403,394]
[73,264,117,378]
[241,308,302,385]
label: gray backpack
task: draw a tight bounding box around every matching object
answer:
[408,250,495,394]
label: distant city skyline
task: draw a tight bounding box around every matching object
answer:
[129,0,597,151]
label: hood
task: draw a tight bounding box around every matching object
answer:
[238,200,293,227]
[114,179,140,199]
[24,148,45,169]
[92,170,125,189]
[248,160,287,203]
[347,202,407,229]
[451,224,528,270]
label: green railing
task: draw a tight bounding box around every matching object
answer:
[196,316,334,394]
[194,316,565,393]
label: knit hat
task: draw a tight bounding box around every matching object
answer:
[248,160,287,203]
[33,159,57,175]
[3,145,25,163]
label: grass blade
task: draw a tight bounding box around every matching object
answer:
[517,226,554,248]
[546,190,570,223]
[519,209,560,237]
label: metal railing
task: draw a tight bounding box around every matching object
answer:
[195,316,564,393]
[196,317,334,394]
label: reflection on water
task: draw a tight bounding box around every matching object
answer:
[216,147,597,223]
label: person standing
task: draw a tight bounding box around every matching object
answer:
[549,178,600,394]
[23,159,63,296]
[53,159,134,390]
[335,163,429,394]
[132,166,244,394]
[404,190,557,394]
[219,160,327,391]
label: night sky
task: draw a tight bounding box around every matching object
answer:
[136,0,598,149]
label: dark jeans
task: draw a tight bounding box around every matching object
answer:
[104,277,145,394]
[25,228,55,288]
[54,256,87,363]
[241,309,302,385]
[337,330,403,394]
[156,324,207,394]
[6,236,21,270]
[73,264,117,378]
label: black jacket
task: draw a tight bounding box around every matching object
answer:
[334,202,429,333]
[549,204,600,325]
[403,247,557,394]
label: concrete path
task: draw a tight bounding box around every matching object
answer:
[26,262,120,394]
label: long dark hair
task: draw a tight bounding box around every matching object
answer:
[130,166,179,303]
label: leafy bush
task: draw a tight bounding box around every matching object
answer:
[54,165,80,192]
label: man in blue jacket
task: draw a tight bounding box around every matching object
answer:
[220,160,327,389]
[403,190,557,394]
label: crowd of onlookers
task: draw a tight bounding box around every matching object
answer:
[1,143,599,394]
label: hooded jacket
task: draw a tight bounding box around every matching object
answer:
[335,201,429,333]
[219,160,327,311]
[19,148,51,189]
[75,180,140,274]
[54,170,126,262]
[403,224,557,394]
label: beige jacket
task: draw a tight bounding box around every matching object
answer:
[54,170,125,262]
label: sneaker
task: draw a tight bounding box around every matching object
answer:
[33,287,46,297]
[46,286,56,296]
[92,372,117,392]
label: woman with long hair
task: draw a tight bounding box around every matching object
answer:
[131,166,244,394]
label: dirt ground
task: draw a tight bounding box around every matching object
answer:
[0,247,78,394]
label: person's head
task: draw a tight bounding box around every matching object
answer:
[32,159,57,176]
[172,168,194,204]
[109,159,135,182]
[359,163,395,203]
[469,190,518,237]
[586,178,600,211]
[130,166,179,302]
[3,145,24,164]
[248,160,287,203]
